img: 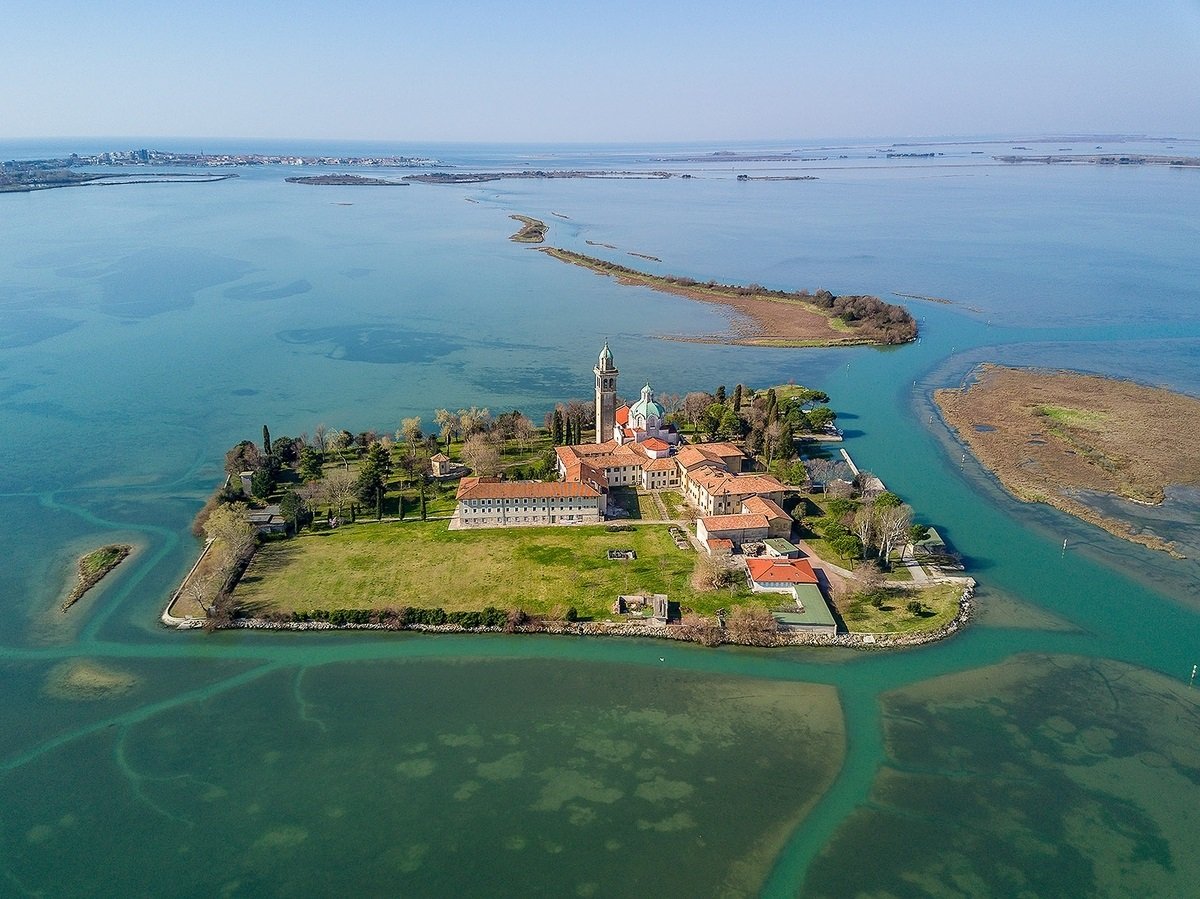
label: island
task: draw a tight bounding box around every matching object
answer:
[935,364,1200,556]
[404,170,672,184]
[167,343,972,646]
[995,153,1200,167]
[285,174,408,186]
[62,544,132,612]
[535,247,917,347]
[509,214,547,243]
[1,171,237,194]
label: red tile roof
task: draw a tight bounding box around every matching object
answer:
[615,405,630,425]
[746,557,818,585]
[699,513,770,531]
[641,437,669,451]
[742,495,790,521]
[706,538,734,552]
[456,476,600,500]
[641,457,677,472]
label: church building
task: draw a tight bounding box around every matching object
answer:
[593,341,678,446]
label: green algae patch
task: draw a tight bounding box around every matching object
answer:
[43,660,138,700]
[804,654,1200,898]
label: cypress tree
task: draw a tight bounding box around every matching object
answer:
[262,424,272,456]
[733,384,743,412]
[715,385,726,405]
[552,409,564,445]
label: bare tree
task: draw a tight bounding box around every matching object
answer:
[682,392,715,428]
[725,606,778,639]
[320,467,358,517]
[183,563,222,614]
[204,504,256,560]
[398,416,423,447]
[434,409,461,449]
[313,423,328,453]
[459,406,492,436]
[696,549,736,589]
[563,399,590,431]
[512,415,537,451]
[875,503,913,567]
[853,561,885,595]
[461,433,501,476]
[197,504,258,613]
[852,501,877,557]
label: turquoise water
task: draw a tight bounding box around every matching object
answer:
[2,139,1200,896]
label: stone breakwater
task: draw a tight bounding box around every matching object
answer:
[200,580,976,650]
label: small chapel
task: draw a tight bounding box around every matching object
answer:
[593,341,678,447]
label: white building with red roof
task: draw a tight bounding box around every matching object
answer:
[556,440,681,493]
[452,476,603,529]
[696,513,770,548]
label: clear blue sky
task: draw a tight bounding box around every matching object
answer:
[2,0,1198,142]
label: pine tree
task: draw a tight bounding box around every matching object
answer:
[775,421,795,462]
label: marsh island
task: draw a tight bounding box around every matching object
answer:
[936,364,1200,556]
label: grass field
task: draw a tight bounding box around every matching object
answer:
[834,582,964,635]
[234,520,760,620]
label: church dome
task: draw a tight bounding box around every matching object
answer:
[629,383,665,423]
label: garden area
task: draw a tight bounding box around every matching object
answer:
[833,582,964,635]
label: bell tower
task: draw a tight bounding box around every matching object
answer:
[594,340,618,444]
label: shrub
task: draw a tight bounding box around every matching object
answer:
[906,600,924,615]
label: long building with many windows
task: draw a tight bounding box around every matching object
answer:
[451,477,604,529]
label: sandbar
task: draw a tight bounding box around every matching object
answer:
[537,247,916,347]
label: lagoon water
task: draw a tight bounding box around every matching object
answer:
[2,138,1200,896]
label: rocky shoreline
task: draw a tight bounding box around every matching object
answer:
[176,580,976,649]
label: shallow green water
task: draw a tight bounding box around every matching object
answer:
[2,138,1199,896]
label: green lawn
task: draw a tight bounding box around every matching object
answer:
[660,490,686,519]
[835,582,965,635]
[234,520,760,620]
[636,491,660,519]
